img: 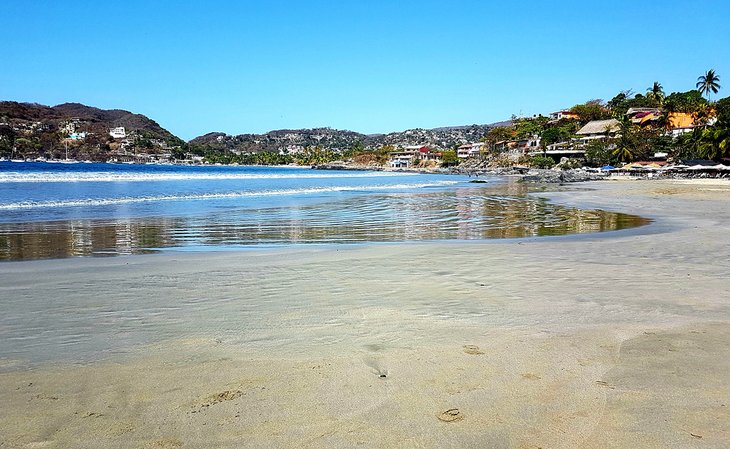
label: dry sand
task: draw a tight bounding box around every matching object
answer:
[1,179,729,448]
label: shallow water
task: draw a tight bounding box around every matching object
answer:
[0,162,649,260]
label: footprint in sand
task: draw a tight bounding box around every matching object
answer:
[191,389,243,413]
[463,345,484,355]
[363,357,389,378]
[437,408,464,422]
[145,438,183,448]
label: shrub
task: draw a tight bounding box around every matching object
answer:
[529,156,555,169]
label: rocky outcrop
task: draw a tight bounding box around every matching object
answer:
[520,169,607,183]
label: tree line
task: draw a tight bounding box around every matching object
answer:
[480,70,726,167]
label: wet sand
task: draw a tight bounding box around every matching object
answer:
[1,179,729,448]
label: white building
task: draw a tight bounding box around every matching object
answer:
[549,110,579,122]
[389,153,414,168]
[60,118,82,135]
[68,132,87,140]
[389,145,441,168]
[457,142,484,159]
[109,127,127,139]
[280,145,305,155]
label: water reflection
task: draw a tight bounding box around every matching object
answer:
[0,184,650,261]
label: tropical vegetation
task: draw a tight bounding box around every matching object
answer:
[697,69,721,101]
[476,69,727,168]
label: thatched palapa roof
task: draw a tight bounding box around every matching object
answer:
[576,119,620,135]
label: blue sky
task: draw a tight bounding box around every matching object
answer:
[1,1,728,140]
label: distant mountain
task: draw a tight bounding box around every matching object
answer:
[0,99,511,162]
[189,121,511,154]
[189,127,369,154]
[0,101,182,161]
[0,101,179,141]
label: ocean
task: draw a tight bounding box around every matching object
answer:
[0,162,647,260]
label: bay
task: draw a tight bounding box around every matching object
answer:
[0,161,648,261]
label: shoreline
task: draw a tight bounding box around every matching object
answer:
[6,159,730,185]
[1,179,729,448]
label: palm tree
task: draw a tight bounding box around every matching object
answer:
[696,69,721,101]
[612,144,634,163]
[611,119,639,163]
[646,81,665,105]
[697,127,730,161]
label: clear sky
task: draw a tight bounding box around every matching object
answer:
[1,1,728,140]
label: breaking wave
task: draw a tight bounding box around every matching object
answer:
[0,181,458,210]
[0,170,416,183]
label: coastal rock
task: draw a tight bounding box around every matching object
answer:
[520,169,606,184]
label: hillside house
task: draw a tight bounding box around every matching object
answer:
[109,127,127,139]
[539,119,622,158]
[457,142,484,159]
[279,145,305,155]
[576,119,620,144]
[494,135,540,155]
[626,108,662,126]
[68,132,87,140]
[389,145,441,168]
[666,112,699,137]
[61,119,82,135]
[549,110,579,122]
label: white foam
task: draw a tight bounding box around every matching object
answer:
[0,171,416,183]
[0,181,458,210]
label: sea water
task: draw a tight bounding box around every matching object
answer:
[0,161,648,261]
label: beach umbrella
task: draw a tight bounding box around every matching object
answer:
[600,165,615,171]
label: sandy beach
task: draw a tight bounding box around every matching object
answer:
[1,179,729,449]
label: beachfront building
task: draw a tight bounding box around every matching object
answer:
[541,143,588,160]
[109,127,127,139]
[539,119,621,160]
[389,152,413,168]
[495,135,541,156]
[457,142,484,159]
[389,145,442,168]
